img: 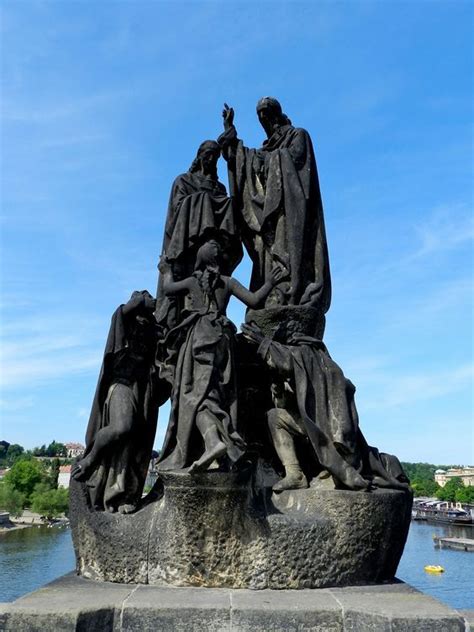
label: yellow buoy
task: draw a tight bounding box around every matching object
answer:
[424,565,444,573]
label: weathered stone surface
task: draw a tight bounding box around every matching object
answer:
[246,305,326,339]
[71,471,412,589]
[69,478,153,584]
[0,574,468,632]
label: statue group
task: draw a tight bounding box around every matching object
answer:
[70,98,412,589]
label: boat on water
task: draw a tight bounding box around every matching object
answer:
[412,500,473,526]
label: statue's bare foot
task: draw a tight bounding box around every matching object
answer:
[188,441,227,474]
[273,470,308,493]
[118,503,136,514]
[71,457,93,481]
[371,475,408,491]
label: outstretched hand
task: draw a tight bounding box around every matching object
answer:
[269,264,288,286]
[241,322,265,345]
[222,103,234,131]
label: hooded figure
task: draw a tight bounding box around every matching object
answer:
[219,97,331,310]
[72,291,165,513]
[155,140,242,332]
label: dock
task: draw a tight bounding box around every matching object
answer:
[433,536,474,552]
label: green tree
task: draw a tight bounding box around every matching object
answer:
[30,487,69,519]
[410,479,440,497]
[0,482,25,517]
[6,444,24,465]
[49,458,61,489]
[45,441,67,458]
[436,477,464,502]
[455,485,474,504]
[4,459,47,502]
[0,444,8,465]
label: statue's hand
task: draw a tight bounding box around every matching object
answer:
[222,102,234,131]
[158,255,171,275]
[269,264,287,287]
[241,322,265,345]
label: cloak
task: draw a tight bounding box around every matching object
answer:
[157,309,245,471]
[220,125,331,309]
[155,170,242,330]
[84,304,161,510]
[257,335,408,490]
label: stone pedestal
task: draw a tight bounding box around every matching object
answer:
[0,573,469,631]
[70,470,412,589]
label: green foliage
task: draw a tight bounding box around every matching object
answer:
[5,444,24,465]
[31,441,67,458]
[30,487,69,519]
[49,458,61,489]
[410,479,440,497]
[4,459,48,502]
[436,477,464,502]
[455,485,474,504]
[0,444,8,465]
[0,482,25,517]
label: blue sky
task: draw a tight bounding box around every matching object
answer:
[1,1,472,464]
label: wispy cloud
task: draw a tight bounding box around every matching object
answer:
[409,203,474,260]
[357,362,473,411]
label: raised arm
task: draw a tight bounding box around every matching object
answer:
[228,265,286,308]
[158,257,193,297]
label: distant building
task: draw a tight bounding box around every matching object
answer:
[58,465,72,489]
[435,467,474,487]
[65,443,85,458]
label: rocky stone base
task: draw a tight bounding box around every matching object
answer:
[70,470,412,589]
[0,573,469,632]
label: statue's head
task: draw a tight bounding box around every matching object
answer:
[129,290,156,314]
[194,239,222,271]
[189,140,221,179]
[256,97,291,137]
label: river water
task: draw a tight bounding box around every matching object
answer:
[1,521,473,609]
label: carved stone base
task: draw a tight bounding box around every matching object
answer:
[70,469,412,589]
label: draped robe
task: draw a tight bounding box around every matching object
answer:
[220,124,331,309]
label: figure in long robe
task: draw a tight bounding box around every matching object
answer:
[155,140,242,333]
[157,241,285,473]
[72,291,166,513]
[219,98,331,310]
[242,321,409,492]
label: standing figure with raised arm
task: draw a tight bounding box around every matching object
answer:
[218,98,331,311]
[157,240,285,473]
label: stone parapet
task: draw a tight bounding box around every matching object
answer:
[0,573,468,632]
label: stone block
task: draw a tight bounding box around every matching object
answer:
[0,575,469,632]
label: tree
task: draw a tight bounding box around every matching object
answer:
[410,479,440,497]
[436,477,464,502]
[455,485,474,504]
[4,459,47,502]
[49,458,61,489]
[0,483,25,517]
[6,444,24,465]
[30,487,69,519]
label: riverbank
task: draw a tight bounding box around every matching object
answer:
[0,510,69,535]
